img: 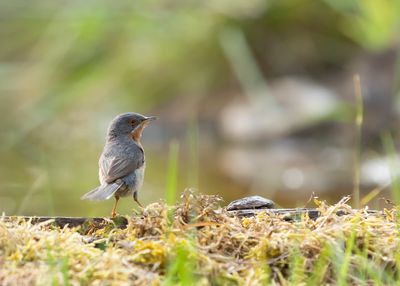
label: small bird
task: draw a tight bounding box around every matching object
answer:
[81,112,156,217]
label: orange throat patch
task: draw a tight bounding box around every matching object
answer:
[131,123,146,144]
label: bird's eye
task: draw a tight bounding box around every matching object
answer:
[130,119,137,125]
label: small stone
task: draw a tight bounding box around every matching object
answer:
[226,196,275,211]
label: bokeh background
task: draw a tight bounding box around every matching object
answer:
[1,0,400,216]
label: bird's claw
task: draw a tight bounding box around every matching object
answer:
[133,192,144,209]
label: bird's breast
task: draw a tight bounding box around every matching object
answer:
[133,164,146,191]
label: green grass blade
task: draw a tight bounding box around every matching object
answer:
[353,74,364,209]
[163,240,196,286]
[307,243,333,285]
[381,132,400,204]
[165,140,179,206]
[288,246,306,284]
[187,117,199,189]
[337,230,356,286]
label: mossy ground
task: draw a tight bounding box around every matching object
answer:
[1,191,399,285]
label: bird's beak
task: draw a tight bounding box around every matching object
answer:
[138,116,157,128]
[143,116,157,122]
[132,116,157,140]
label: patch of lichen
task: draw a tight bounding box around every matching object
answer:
[1,191,400,285]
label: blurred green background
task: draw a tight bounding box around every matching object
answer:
[1,0,400,216]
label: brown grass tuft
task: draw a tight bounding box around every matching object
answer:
[1,190,399,285]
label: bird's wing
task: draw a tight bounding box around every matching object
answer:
[99,149,144,184]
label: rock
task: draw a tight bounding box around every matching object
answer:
[227,195,275,210]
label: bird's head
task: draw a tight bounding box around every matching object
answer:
[107,112,157,141]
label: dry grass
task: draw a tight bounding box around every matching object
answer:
[1,190,399,286]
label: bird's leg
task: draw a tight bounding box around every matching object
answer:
[111,196,120,217]
[133,191,143,208]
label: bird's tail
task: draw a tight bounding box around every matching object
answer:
[81,183,122,201]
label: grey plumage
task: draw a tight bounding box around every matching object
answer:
[81,112,155,206]
[99,136,144,185]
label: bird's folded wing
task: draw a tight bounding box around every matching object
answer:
[100,154,143,184]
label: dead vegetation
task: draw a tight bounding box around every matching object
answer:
[1,190,399,285]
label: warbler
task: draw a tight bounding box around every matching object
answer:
[81,112,156,217]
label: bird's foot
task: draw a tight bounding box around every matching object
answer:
[135,200,144,209]
[133,192,144,209]
[111,211,120,218]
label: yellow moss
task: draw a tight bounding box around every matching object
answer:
[241,217,251,228]
[132,240,166,265]
[7,250,23,262]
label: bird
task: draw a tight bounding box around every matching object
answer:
[81,112,156,217]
